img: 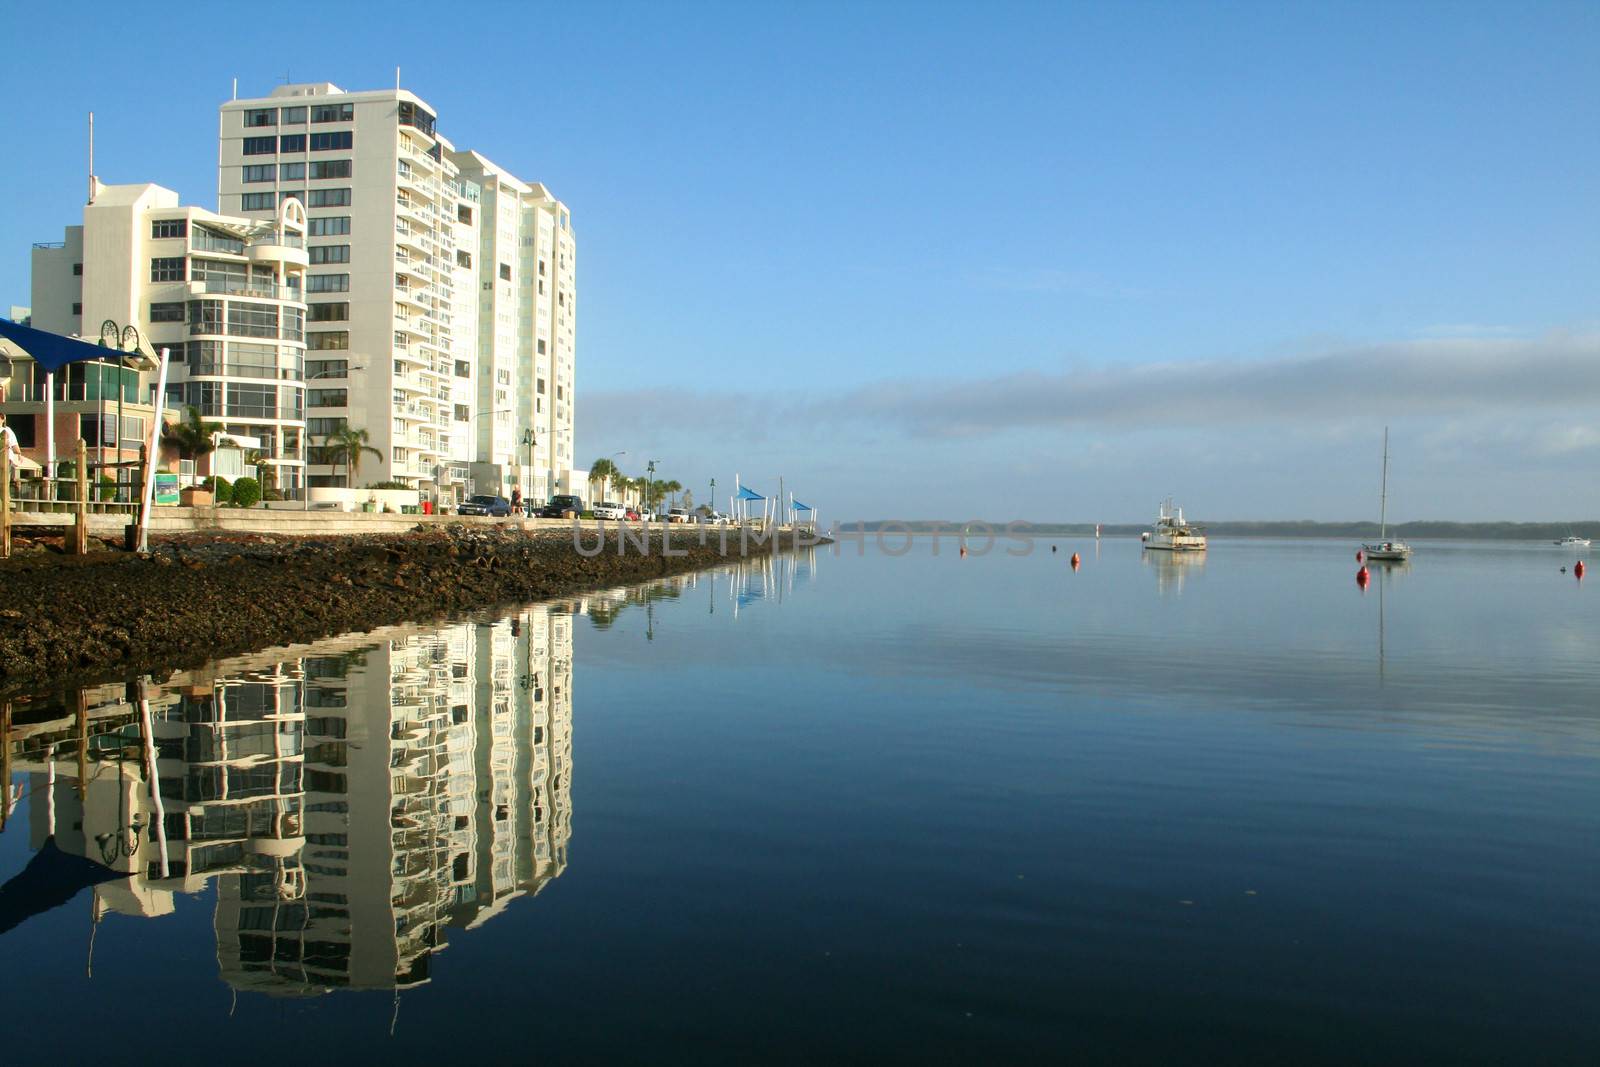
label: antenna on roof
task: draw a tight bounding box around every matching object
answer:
[86,111,95,205]
[232,77,238,101]
[396,66,401,91]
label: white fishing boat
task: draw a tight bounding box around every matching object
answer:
[1141,499,1207,552]
[1554,534,1592,549]
[1361,429,1411,562]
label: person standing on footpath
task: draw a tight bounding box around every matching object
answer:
[1,413,21,498]
[511,485,522,515]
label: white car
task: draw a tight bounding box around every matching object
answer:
[667,508,693,524]
[592,501,627,520]
[636,509,656,522]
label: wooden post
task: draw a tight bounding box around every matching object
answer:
[1,699,11,831]
[1,443,11,559]
[76,688,89,802]
[73,437,89,555]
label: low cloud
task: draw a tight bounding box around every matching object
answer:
[829,332,1600,438]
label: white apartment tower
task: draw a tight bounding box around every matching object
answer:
[218,83,575,504]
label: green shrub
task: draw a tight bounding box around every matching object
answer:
[98,474,117,502]
[230,476,261,508]
[209,476,233,504]
[369,480,412,490]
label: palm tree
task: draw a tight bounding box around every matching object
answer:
[161,405,221,462]
[323,426,383,487]
[588,457,619,503]
[662,480,683,509]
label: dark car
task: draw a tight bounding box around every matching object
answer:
[459,494,513,517]
[537,494,585,518]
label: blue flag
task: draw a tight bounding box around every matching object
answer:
[737,486,765,501]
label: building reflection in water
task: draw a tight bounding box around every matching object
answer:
[0,553,814,995]
[3,603,573,996]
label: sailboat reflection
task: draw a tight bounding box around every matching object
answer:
[2,605,574,995]
[1142,547,1205,597]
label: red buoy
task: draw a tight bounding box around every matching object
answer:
[1576,560,1586,579]
[1070,552,1081,570]
[1356,566,1370,589]
[1356,549,1364,563]
[959,545,966,558]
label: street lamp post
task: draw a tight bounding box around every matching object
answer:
[522,428,536,504]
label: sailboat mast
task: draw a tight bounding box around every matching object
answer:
[1379,427,1389,539]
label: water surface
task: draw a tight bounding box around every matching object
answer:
[1,538,1596,1063]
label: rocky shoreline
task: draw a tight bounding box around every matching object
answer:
[0,524,825,697]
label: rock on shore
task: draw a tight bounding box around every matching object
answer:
[0,524,822,696]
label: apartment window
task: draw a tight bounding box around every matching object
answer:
[538,259,545,275]
[149,301,185,323]
[279,133,307,153]
[454,360,470,378]
[306,417,346,437]
[188,300,224,334]
[398,100,436,136]
[282,106,307,124]
[71,301,83,315]
[537,279,544,294]
[309,131,352,152]
[308,159,351,179]
[243,108,276,127]
[496,369,510,385]
[308,359,348,379]
[280,190,305,206]
[306,274,350,293]
[536,338,546,355]
[226,343,280,380]
[454,404,469,421]
[242,163,276,183]
[70,262,83,277]
[242,136,275,155]
[558,291,564,306]
[227,303,279,338]
[240,192,274,211]
[457,204,473,224]
[556,385,564,400]
[152,219,187,239]
[307,216,350,236]
[282,307,304,343]
[307,188,351,208]
[151,257,186,282]
[192,258,247,287]
[307,331,350,350]
[307,388,347,407]
[498,263,511,281]
[280,161,306,181]
[456,249,471,268]
[186,381,222,416]
[228,384,278,418]
[308,303,349,322]
[310,102,354,123]
[308,245,350,264]
[536,377,545,394]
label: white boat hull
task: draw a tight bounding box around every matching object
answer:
[1144,536,1207,552]
[1362,543,1411,562]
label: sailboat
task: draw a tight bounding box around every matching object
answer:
[1361,428,1412,562]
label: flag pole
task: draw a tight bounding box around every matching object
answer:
[135,347,170,553]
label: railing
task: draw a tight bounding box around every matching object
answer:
[249,232,305,250]
[200,278,299,301]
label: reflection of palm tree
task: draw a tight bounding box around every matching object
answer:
[323,427,382,487]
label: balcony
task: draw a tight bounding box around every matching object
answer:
[194,278,301,302]
[247,232,309,269]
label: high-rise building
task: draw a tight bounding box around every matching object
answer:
[25,181,308,492]
[217,83,576,505]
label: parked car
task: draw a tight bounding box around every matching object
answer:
[636,508,656,522]
[624,507,641,521]
[592,501,627,520]
[459,494,513,517]
[537,494,585,518]
[667,508,692,524]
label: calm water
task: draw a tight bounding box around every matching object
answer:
[2,537,1597,1063]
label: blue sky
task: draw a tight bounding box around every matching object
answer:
[2,1,1595,520]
